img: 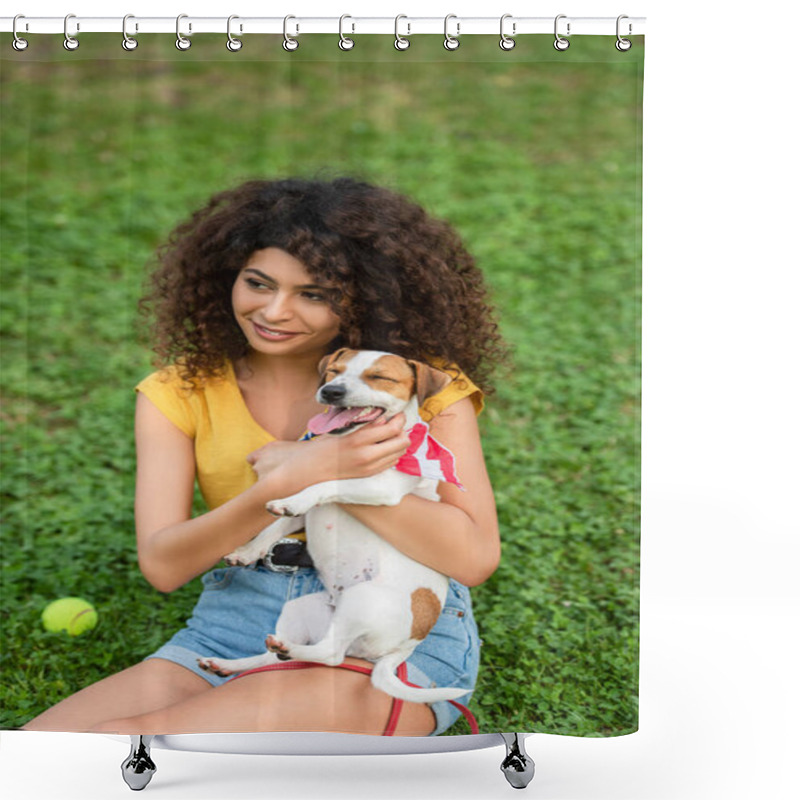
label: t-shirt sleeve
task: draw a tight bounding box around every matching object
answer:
[135,368,197,438]
[420,367,484,422]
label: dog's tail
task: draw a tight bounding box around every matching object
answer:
[370,650,469,703]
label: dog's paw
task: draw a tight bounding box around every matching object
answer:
[224,547,261,566]
[266,500,300,517]
[197,657,237,677]
[265,635,293,662]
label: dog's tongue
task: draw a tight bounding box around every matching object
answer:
[307,406,382,435]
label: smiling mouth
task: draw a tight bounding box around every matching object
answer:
[307,406,386,435]
[252,322,301,340]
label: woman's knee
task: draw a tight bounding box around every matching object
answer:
[87,717,132,734]
[23,659,209,732]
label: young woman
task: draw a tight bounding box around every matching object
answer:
[24,177,506,737]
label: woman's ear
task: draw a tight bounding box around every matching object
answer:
[409,360,452,404]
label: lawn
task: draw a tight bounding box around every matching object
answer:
[0,33,642,735]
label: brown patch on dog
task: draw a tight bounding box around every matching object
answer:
[410,588,442,641]
[408,360,453,404]
[318,348,358,381]
[364,354,416,401]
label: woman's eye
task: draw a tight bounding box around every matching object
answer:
[303,291,327,302]
[245,278,270,290]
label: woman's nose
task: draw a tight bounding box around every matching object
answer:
[262,291,293,320]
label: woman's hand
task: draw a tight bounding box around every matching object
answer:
[247,413,409,490]
[246,440,309,481]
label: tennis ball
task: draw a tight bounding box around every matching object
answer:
[41,597,98,636]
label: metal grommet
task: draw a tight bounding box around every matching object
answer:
[443,14,460,51]
[12,15,29,51]
[63,13,79,51]
[499,14,515,51]
[615,14,632,51]
[554,14,570,51]
[122,14,138,51]
[394,15,410,51]
[283,15,299,51]
[227,15,243,51]
[176,14,191,50]
[339,14,355,50]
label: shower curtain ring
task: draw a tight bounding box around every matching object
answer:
[339,15,355,50]
[554,14,570,51]
[615,15,632,51]
[12,15,29,51]
[227,15,243,51]
[176,14,192,50]
[63,14,79,51]
[443,14,460,50]
[283,15,299,51]
[499,14,515,51]
[122,15,138,51]
[394,15,411,51]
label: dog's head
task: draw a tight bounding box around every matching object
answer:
[306,348,452,436]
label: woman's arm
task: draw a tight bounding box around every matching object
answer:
[339,397,501,588]
[135,394,307,592]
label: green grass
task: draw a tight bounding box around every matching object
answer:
[1,34,642,735]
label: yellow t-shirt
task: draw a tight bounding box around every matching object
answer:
[136,360,483,511]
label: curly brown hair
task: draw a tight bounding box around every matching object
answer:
[141,177,508,394]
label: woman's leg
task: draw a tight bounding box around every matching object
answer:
[89,658,436,736]
[23,658,211,732]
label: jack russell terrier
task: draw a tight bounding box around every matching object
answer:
[197,348,469,703]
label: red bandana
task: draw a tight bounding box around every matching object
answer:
[394,422,464,490]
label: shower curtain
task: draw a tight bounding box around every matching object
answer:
[0,19,643,777]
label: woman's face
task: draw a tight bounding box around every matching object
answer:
[231,248,341,361]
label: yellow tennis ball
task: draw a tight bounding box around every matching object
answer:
[41,597,98,636]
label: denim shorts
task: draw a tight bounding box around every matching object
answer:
[146,563,480,736]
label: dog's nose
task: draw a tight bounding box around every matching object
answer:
[320,384,348,404]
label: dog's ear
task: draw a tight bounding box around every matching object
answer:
[408,360,453,404]
[317,348,350,378]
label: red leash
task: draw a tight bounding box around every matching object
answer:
[230,660,479,736]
